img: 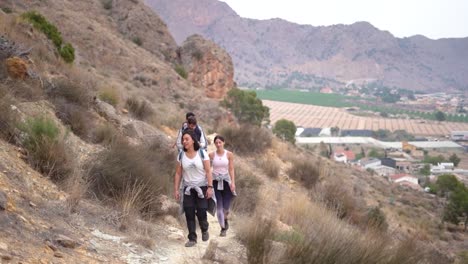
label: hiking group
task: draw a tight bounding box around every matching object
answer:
[173,112,236,247]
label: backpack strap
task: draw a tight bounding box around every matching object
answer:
[179,149,204,160]
[199,149,205,159]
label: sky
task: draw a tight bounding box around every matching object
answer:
[220,0,468,39]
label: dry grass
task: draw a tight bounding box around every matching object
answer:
[257,156,280,179]
[239,193,427,264]
[125,96,154,121]
[0,85,18,142]
[231,163,262,214]
[92,123,118,145]
[98,87,120,107]
[63,169,91,213]
[287,157,320,189]
[89,137,175,217]
[313,179,362,222]
[19,116,75,182]
[220,124,272,155]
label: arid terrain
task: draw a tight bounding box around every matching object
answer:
[0,0,467,263]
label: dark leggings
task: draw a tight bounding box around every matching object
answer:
[183,186,208,242]
[214,180,233,229]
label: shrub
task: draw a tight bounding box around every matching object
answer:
[55,101,94,140]
[0,87,17,142]
[19,116,73,182]
[258,157,280,179]
[366,206,388,231]
[231,163,262,214]
[287,158,320,189]
[221,88,270,126]
[92,123,118,145]
[47,78,91,107]
[132,37,143,46]
[89,138,175,217]
[98,88,119,106]
[102,0,113,10]
[238,218,275,264]
[59,43,75,63]
[174,64,187,79]
[220,125,272,155]
[273,119,296,144]
[1,7,13,13]
[21,11,75,63]
[314,180,360,221]
[126,97,154,120]
[22,11,62,48]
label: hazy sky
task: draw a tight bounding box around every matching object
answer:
[220,0,468,39]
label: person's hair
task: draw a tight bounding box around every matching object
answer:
[214,135,225,143]
[187,116,197,125]
[182,129,200,151]
[186,112,195,120]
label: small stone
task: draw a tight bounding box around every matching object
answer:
[167,233,184,241]
[29,201,37,207]
[54,252,64,258]
[55,235,79,249]
[122,108,129,114]
[159,256,169,261]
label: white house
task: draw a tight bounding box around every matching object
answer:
[390,173,421,190]
[430,162,455,174]
[371,165,396,176]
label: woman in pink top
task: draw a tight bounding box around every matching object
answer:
[209,135,235,237]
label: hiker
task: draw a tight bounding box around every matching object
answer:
[175,114,207,152]
[174,130,214,247]
[209,135,236,237]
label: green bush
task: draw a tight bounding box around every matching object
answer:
[22,11,75,63]
[20,117,73,182]
[273,119,296,144]
[222,88,270,126]
[98,88,119,106]
[22,11,63,48]
[132,37,143,46]
[60,43,75,63]
[174,64,188,79]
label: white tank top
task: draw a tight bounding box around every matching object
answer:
[212,150,229,175]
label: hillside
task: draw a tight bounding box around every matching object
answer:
[145,0,468,92]
[0,0,467,263]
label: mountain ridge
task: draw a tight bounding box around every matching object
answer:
[145,0,468,92]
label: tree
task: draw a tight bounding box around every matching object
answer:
[222,88,270,126]
[435,111,446,121]
[273,119,296,144]
[449,153,461,167]
[419,164,430,176]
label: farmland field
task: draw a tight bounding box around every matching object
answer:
[263,100,468,136]
[256,90,356,107]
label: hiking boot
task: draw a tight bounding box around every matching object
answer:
[220,229,227,237]
[224,219,229,230]
[185,240,197,247]
[202,231,209,241]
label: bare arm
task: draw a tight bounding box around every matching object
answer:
[203,158,213,199]
[176,129,183,150]
[174,162,182,201]
[228,151,236,192]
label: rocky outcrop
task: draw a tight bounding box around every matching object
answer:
[111,0,179,62]
[179,34,234,99]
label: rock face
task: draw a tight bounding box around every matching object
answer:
[179,34,234,99]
